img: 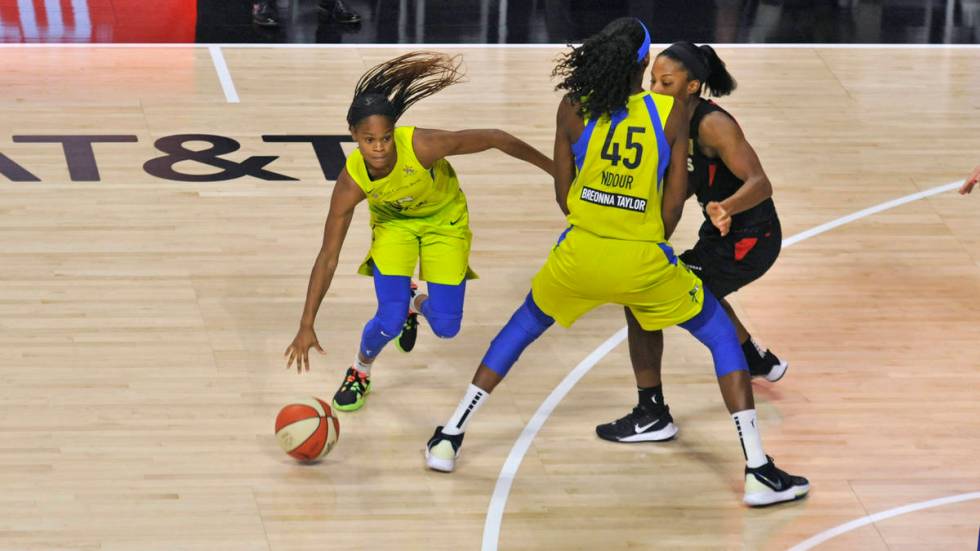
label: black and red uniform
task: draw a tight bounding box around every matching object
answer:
[678,99,782,299]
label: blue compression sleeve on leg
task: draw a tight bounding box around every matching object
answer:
[481,292,555,377]
[679,289,748,377]
[420,280,466,339]
[359,269,412,359]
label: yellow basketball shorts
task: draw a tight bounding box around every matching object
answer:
[530,227,704,331]
[357,209,478,285]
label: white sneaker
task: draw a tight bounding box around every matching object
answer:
[749,349,789,383]
[425,426,464,473]
[743,456,809,507]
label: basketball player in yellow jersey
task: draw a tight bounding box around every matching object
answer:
[283,53,553,413]
[426,18,808,507]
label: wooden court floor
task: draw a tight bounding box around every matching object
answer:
[0,45,978,551]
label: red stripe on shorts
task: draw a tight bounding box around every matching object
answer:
[734,237,758,261]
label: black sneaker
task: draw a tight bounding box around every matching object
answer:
[595,405,678,443]
[748,349,789,382]
[318,0,362,23]
[425,426,464,472]
[251,0,279,26]
[396,282,419,353]
[332,366,371,412]
[743,456,809,507]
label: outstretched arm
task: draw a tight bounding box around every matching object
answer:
[413,128,554,177]
[660,99,690,240]
[285,168,366,372]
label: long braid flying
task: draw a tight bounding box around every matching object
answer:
[347,52,465,127]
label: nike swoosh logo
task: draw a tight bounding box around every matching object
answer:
[634,420,660,432]
[754,472,784,491]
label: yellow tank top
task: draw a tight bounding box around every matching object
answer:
[345,126,466,225]
[566,91,674,242]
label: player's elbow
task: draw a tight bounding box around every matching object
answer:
[747,172,773,199]
[554,190,570,214]
[490,129,514,149]
[757,177,773,199]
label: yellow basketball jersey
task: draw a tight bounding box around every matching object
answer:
[566,91,674,242]
[345,126,467,226]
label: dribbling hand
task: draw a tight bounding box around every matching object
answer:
[959,166,979,195]
[706,201,731,236]
[285,326,325,373]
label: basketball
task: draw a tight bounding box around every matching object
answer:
[274,397,340,462]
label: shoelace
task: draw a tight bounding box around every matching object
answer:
[612,407,646,427]
[616,406,666,427]
[342,373,367,393]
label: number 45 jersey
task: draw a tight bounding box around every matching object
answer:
[567,91,675,243]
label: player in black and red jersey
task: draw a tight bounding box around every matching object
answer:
[598,42,789,449]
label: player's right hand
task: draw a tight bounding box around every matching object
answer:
[706,201,732,236]
[285,326,325,373]
[959,165,980,195]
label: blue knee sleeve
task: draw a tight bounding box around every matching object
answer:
[359,269,411,359]
[679,289,748,377]
[481,292,554,377]
[421,280,466,339]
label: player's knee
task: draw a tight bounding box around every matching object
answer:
[518,293,554,337]
[482,293,554,377]
[375,304,409,338]
[680,290,746,377]
[428,313,462,339]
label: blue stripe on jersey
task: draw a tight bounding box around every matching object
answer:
[555,225,572,247]
[643,94,671,192]
[571,118,599,172]
[610,107,628,127]
[657,242,678,265]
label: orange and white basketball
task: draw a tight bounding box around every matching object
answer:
[274,397,340,462]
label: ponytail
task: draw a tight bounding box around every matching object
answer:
[698,45,736,97]
[659,42,737,98]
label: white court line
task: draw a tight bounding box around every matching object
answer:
[482,325,628,551]
[481,179,967,551]
[783,181,964,247]
[787,491,980,551]
[208,45,239,104]
[2,43,980,49]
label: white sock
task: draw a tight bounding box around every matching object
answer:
[354,355,373,377]
[442,383,487,435]
[732,409,767,468]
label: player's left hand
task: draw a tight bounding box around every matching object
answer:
[959,165,980,195]
[707,201,731,236]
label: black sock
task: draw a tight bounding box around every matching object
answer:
[637,385,664,411]
[741,335,766,364]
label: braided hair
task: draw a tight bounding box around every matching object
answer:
[552,17,648,120]
[347,52,465,128]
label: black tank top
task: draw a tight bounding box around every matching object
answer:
[689,99,777,238]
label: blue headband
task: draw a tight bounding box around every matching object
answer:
[636,19,651,62]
